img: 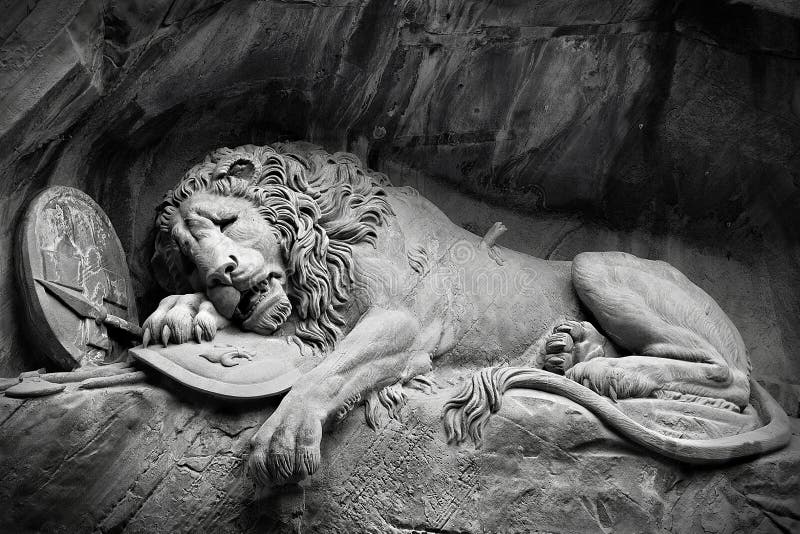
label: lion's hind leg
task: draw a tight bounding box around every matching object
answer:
[566,355,745,410]
[569,251,750,408]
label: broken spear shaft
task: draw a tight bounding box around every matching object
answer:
[35,278,143,339]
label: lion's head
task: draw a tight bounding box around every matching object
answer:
[151,142,393,350]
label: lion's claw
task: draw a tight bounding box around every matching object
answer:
[248,398,323,486]
[608,380,618,403]
[555,321,585,337]
[569,360,621,399]
[542,320,611,375]
[543,356,565,374]
[141,293,230,348]
[546,332,573,353]
[567,358,654,401]
[162,325,171,347]
[142,328,151,348]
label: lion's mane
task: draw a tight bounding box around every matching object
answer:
[151,142,393,350]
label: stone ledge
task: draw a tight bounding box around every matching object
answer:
[0,382,797,533]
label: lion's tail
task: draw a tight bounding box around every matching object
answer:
[442,367,791,464]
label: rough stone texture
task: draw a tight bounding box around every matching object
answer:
[1,381,798,533]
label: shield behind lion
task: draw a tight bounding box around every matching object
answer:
[17,186,139,369]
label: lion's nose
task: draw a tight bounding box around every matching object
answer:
[206,255,238,286]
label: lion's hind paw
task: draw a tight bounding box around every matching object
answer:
[566,358,657,401]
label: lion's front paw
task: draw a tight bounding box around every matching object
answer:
[248,397,323,485]
[142,293,229,347]
[566,358,657,401]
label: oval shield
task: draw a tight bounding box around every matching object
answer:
[130,331,304,399]
[17,186,138,370]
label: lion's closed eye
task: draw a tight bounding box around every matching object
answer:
[217,217,237,233]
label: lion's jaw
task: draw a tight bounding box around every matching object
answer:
[239,283,293,335]
[173,193,293,335]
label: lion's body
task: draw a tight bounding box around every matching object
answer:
[146,143,788,484]
[347,188,580,366]
[345,188,752,406]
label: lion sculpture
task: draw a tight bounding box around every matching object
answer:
[144,142,789,485]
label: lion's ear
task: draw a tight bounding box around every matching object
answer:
[228,159,256,181]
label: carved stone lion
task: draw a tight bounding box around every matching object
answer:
[144,142,789,485]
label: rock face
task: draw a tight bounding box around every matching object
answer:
[2,1,800,532]
[1,382,798,533]
[0,1,799,416]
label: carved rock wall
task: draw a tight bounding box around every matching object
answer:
[0,4,798,395]
[3,0,798,414]
[1,3,800,531]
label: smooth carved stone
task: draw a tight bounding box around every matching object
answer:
[4,373,66,398]
[135,143,790,487]
[130,330,305,400]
